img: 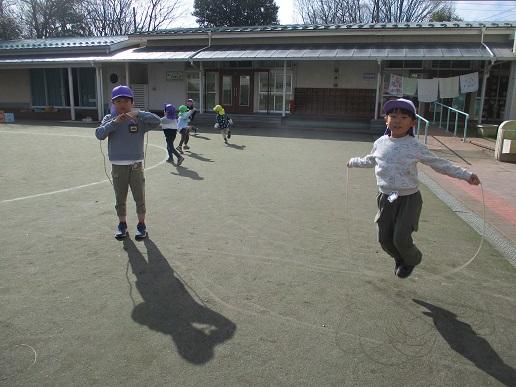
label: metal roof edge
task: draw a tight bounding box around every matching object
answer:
[133,22,516,36]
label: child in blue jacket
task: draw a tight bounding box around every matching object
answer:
[95,85,161,240]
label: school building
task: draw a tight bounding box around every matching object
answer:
[0,22,515,127]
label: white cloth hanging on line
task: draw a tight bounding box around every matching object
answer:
[460,72,479,93]
[439,76,460,98]
[418,78,439,102]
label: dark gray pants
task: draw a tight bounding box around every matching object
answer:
[112,163,146,217]
[375,191,423,267]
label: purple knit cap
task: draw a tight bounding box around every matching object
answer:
[164,104,177,119]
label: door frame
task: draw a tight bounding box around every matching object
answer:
[218,70,254,114]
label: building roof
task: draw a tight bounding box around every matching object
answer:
[1,42,513,65]
[135,22,516,36]
[0,36,128,51]
[192,43,498,61]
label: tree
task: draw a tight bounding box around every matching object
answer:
[82,0,133,36]
[193,0,279,27]
[19,0,90,38]
[431,6,462,22]
[0,0,22,40]
[83,0,183,36]
[295,0,454,24]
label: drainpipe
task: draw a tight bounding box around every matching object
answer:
[513,29,516,54]
[67,67,75,121]
[187,31,213,111]
[478,27,496,125]
[374,59,382,119]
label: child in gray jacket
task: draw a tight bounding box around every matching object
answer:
[347,98,480,278]
[95,85,161,240]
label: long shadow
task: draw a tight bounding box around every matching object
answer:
[171,165,204,180]
[123,238,236,365]
[187,151,214,163]
[191,134,211,140]
[226,143,246,150]
[413,299,516,386]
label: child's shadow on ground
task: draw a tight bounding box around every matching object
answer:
[187,151,214,163]
[192,134,210,140]
[171,165,204,180]
[413,299,516,386]
[123,238,236,364]
[226,143,246,150]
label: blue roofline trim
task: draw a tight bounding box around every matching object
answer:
[0,36,128,50]
[132,21,515,35]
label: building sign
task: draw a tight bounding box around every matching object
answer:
[362,72,375,80]
[166,71,183,81]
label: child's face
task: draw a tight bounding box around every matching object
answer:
[385,110,416,138]
[112,97,134,114]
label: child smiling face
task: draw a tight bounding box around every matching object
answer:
[385,108,416,138]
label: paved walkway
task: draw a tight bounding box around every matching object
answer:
[419,128,516,262]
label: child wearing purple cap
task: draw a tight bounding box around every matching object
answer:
[95,85,161,240]
[161,104,184,166]
[347,98,480,278]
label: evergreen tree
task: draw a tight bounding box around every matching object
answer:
[193,0,279,27]
[0,0,21,40]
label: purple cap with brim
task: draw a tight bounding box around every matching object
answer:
[383,98,416,115]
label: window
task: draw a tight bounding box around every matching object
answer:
[257,70,293,112]
[385,60,422,69]
[186,72,200,104]
[205,72,217,111]
[31,68,96,107]
[73,68,96,107]
[222,75,232,105]
[30,68,69,107]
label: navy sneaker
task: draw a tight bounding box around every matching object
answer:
[177,155,185,166]
[135,222,147,240]
[396,265,415,279]
[115,222,128,240]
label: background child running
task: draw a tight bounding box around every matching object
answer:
[161,104,184,166]
[95,85,161,240]
[347,98,480,278]
[186,98,199,134]
[177,105,192,153]
[213,104,232,144]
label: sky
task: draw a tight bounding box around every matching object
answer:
[173,0,516,28]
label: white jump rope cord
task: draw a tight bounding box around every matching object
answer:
[345,168,486,278]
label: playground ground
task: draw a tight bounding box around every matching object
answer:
[0,122,515,386]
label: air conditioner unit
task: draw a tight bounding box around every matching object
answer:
[130,84,148,110]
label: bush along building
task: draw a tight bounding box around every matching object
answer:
[0,22,515,129]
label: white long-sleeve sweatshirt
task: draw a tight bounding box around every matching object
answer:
[348,135,472,196]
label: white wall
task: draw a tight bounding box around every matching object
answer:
[147,62,191,110]
[295,61,377,89]
[0,69,31,104]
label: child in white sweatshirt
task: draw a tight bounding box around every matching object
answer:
[347,98,480,278]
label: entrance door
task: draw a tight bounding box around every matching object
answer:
[220,71,253,113]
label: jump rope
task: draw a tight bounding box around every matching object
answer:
[345,168,486,279]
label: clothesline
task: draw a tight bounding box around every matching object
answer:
[385,72,479,102]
